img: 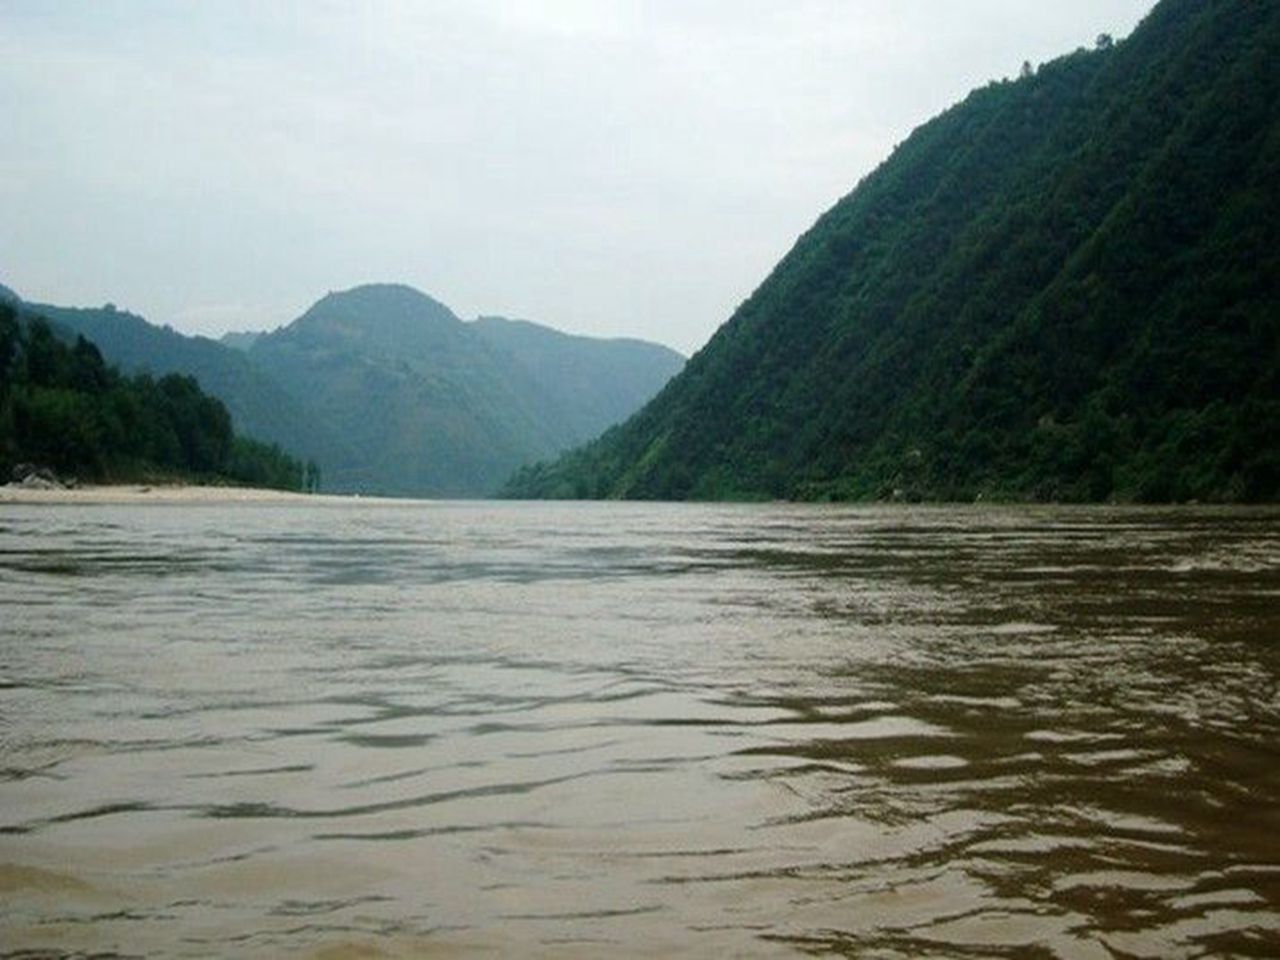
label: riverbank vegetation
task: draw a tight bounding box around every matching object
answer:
[0,302,315,491]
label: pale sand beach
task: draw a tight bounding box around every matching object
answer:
[0,484,364,506]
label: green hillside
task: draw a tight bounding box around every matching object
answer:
[249,284,684,496]
[30,301,347,470]
[3,283,683,498]
[0,302,307,489]
[248,285,560,496]
[506,0,1280,503]
[470,315,688,446]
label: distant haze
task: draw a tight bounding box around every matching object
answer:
[0,1,1151,355]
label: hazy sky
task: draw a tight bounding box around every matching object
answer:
[2,1,1153,355]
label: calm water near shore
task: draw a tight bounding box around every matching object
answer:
[1,501,1278,958]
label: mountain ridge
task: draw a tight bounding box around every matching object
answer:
[5,282,684,497]
[0,300,309,490]
[247,283,684,495]
[20,299,346,470]
[505,0,1279,504]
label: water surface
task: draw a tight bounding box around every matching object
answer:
[2,501,1278,957]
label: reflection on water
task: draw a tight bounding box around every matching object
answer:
[1,501,1278,958]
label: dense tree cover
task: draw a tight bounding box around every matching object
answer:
[505,0,1280,504]
[0,303,310,490]
[34,300,346,474]
[244,284,683,496]
[11,283,683,497]
[470,315,686,451]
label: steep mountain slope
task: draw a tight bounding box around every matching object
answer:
[2,283,682,497]
[247,285,553,495]
[248,284,683,495]
[0,301,308,489]
[506,0,1280,503]
[25,300,344,467]
[470,315,686,446]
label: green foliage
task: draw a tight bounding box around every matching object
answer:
[505,0,1280,504]
[226,436,305,491]
[32,300,345,475]
[0,304,309,490]
[19,284,684,497]
[245,284,684,496]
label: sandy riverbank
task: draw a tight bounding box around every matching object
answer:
[0,483,359,505]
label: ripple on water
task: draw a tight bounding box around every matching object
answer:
[891,754,970,770]
[0,501,1278,957]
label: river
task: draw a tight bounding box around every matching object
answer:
[2,501,1278,957]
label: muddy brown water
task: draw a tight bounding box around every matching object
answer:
[1,501,1278,958]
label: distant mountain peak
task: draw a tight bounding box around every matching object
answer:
[0,282,21,304]
[286,283,463,345]
[18,280,685,497]
[311,283,456,318]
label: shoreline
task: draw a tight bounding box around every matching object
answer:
[2,484,1274,510]
[0,483,355,505]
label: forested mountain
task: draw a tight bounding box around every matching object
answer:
[248,284,684,495]
[506,0,1280,504]
[470,315,690,448]
[29,300,346,470]
[8,282,684,496]
[0,302,308,489]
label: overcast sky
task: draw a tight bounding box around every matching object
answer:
[1,1,1153,355]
